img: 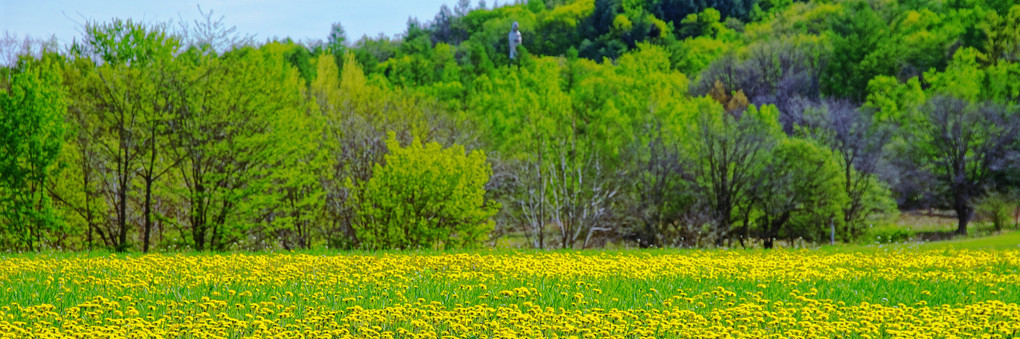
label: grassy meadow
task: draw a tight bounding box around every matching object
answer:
[1,234,1019,338]
[5,0,1020,337]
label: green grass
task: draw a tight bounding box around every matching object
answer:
[2,247,1017,313]
[2,218,1018,320]
[2,236,1018,337]
[916,231,1020,250]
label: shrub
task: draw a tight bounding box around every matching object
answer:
[350,133,499,250]
[976,192,1015,232]
[864,227,914,244]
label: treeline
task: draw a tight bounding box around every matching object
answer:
[1,0,1019,251]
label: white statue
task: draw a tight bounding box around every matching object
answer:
[508,21,522,59]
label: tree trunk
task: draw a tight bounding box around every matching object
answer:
[83,161,95,251]
[26,206,35,251]
[30,179,44,251]
[193,183,206,251]
[763,211,791,250]
[143,176,153,252]
[193,223,206,251]
[830,219,835,245]
[740,212,751,248]
[562,223,570,249]
[117,172,129,252]
[955,201,971,235]
[143,125,157,253]
[86,205,94,250]
[715,203,731,247]
[952,179,972,235]
[538,137,544,250]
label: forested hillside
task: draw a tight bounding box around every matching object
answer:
[2,0,1018,251]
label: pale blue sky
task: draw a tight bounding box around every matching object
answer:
[0,0,462,46]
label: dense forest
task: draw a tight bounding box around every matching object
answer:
[1,0,1019,251]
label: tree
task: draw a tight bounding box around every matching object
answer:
[456,0,473,17]
[980,5,1020,66]
[752,138,847,248]
[678,8,723,39]
[916,96,1020,235]
[622,125,695,247]
[137,56,181,253]
[591,45,697,247]
[0,56,66,251]
[800,99,895,240]
[50,53,109,250]
[652,0,758,26]
[821,2,891,101]
[169,46,306,250]
[256,52,328,251]
[0,32,52,68]
[350,133,498,250]
[80,19,180,251]
[579,0,622,60]
[431,4,456,44]
[177,5,253,55]
[975,191,1015,232]
[327,22,348,55]
[312,52,431,249]
[545,140,618,249]
[696,39,827,133]
[693,104,780,246]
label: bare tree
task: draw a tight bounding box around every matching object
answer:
[0,31,24,68]
[177,5,253,54]
[918,96,1020,235]
[694,108,773,246]
[801,99,892,239]
[455,0,473,17]
[511,143,549,249]
[430,4,455,44]
[695,40,828,134]
[0,32,58,67]
[546,141,617,249]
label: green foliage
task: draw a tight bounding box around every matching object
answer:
[673,36,731,75]
[821,2,891,101]
[679,8,723,38]
[350,134,498,250]
[926,47,986,102]
[847,176,898,239]
[756,137,848,247]
[975,191,1015,231]
[865,76,925,127]
[9,0,1020,252]
[73,19,182,252]
[0,57,66,251]
[980,5,1020,65]
[169,46,314,251]
[82,19,179,66]
[864,227,914,244]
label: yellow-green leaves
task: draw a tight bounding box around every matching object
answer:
[351,133,498,250]
[925,47,985,102]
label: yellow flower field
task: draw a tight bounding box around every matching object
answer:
[1,249,1018,338]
